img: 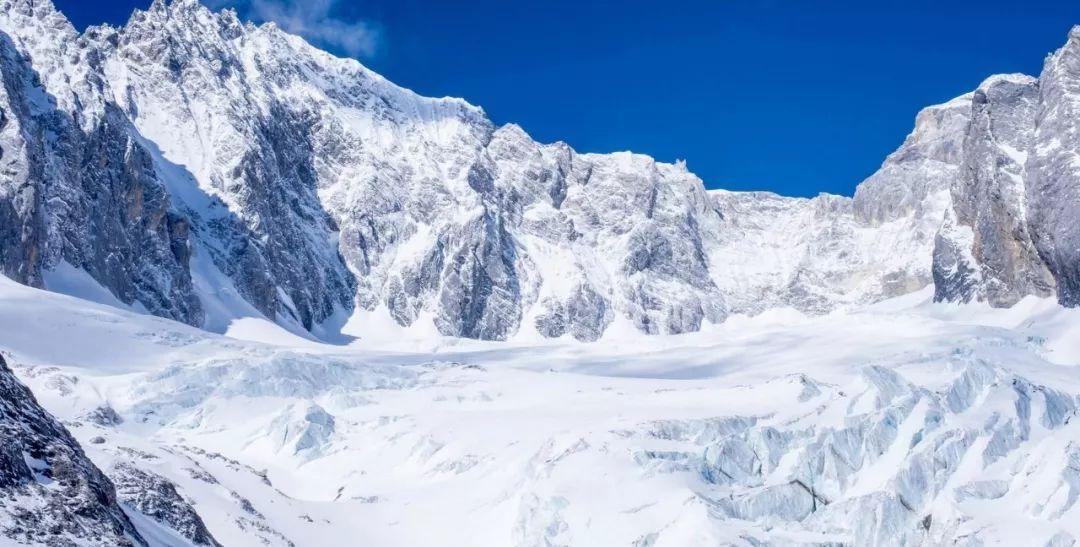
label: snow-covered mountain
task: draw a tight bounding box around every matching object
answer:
[5,0,1078,343]
[6,3,1080,544]
[1,0,721,341]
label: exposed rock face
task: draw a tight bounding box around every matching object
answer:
[0,0,202,324]
[853,91,969,226]
[0,354,144,546]
[104,1,357,330]
[852,93,970,300]
[1029,26,1080,307]
[0,29,43,287]
[431,206,526,340]
[934,75,1055,305]
[933,207,982,303]
[534,283,610,342]
[111,461,221,546]
[932,29,1080,308]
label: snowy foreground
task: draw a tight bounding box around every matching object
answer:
[4,275,1080,547]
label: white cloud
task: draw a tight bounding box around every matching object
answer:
[214,0,380,58]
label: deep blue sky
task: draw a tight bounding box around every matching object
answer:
[54,0,1080,197]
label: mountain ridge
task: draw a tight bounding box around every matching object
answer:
[0,0,1077,342]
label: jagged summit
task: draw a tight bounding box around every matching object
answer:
[977,72,1038,88]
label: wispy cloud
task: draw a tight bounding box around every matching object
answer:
[212,0,380,58]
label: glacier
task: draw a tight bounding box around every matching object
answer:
[4,268,1080,546]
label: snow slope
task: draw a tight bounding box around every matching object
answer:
[3,273,1080,546]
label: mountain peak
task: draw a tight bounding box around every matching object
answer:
[0,0,58,18]
[976,73,1037,91]
[134,0,222,30]
[149,0,202,13]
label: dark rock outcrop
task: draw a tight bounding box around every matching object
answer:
[0,354,145,546]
